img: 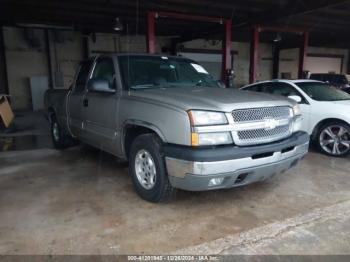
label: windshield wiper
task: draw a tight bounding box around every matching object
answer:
[130,84,156,90]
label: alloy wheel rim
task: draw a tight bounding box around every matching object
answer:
[52,123,60,142]
[320,125,350,155]
[134,149,157,190]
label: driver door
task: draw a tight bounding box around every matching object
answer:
[68,59,94,137]
[81,57,119,154]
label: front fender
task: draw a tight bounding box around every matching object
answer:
[122,119,167,142]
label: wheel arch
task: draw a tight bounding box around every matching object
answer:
[122,120,166,159]
[311,118,350,141]
[47,107,57,123]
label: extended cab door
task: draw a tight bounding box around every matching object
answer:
[68,59,94,137]
[81,56,119,154]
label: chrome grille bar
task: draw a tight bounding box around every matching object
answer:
[231,106,293,146]
[232,106,292,122]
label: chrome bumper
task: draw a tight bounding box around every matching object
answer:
[165,141,309,191]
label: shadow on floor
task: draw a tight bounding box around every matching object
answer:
[0,135,53,151]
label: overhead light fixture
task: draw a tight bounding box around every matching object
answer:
[113,17,123,31]
[273,33,282,42]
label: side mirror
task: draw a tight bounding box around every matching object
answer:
[87,78,115,93]
[216,80,226,88]
[288,95,302,103]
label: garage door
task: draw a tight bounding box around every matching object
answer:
[305,56,342,74]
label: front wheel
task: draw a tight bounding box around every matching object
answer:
[129,133,176,203]
[316,122,350,157]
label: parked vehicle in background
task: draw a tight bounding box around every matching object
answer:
[241,80,350,157]
[45,54,309,202]
[309,73,350,93]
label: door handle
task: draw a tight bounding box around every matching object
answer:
[83,98,88,107]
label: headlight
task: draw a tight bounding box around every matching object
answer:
[188,110,228,126]
[191,132,233,146]
[292,104,301,116]
[292,104,302,132]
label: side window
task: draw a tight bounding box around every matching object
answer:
[244,83,263,92]
[75,60,93,92]
[262,82,308,104]
[263,83,298,97]
[91,58,116,89]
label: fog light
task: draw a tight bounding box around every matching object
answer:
[208,177,224,187]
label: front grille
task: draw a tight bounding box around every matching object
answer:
[232,106,291,122]
[232,106,293,146]
[237,125,290,141]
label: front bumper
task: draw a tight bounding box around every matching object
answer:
[164,131,309,191]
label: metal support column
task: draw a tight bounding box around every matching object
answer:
[146,11,156,54]
[272,44,280,79]
[82,36,89,59]
[347,49,350,74]
[298,32,309,78]
[221,19,232,84]
[249,26,259,83]
[44,30,53,89]
[0,26,9,95]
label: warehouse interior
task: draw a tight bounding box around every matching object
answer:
[1,0,350,257]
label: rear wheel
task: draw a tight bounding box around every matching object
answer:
[129,133,176,203]
[316,121,350,157]
[50,114,76,149]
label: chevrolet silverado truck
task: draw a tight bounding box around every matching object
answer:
[45,54,309,202]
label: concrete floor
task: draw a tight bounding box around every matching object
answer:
[0,112,350,255]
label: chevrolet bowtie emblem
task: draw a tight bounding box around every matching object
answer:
[263,118,279,130]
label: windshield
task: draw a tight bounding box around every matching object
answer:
[118,55,220,90]
[296,82,350,101]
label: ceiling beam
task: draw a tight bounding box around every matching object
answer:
[234,0,350,27]
[174,0,350,44]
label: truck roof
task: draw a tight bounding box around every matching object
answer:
[87,53,192,60]
[87,53,199,63]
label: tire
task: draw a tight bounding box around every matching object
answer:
[50,114,75,149]
[128,133,176,203]
[316,121,350,157]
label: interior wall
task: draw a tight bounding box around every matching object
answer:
[89,34,170,54]
[0,27,8,94]
[2,26,349,110]
[306,47,348,75]
[182,39,273,87]
[48,31,84,89]
[3,27,49,110]
[279,47,349,79]
[279,48,299,79]
[3,28,171,110]
[305,57,342,74]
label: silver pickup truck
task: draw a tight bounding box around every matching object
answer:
[45,54,309,202]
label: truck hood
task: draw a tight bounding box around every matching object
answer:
[129,87,294,112]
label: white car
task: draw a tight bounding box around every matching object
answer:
[241,80,350,157]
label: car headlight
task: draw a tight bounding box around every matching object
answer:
[191,132,233,146]
[292,104,302,132]
[292,104,301,116]
[188,110,228,126]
